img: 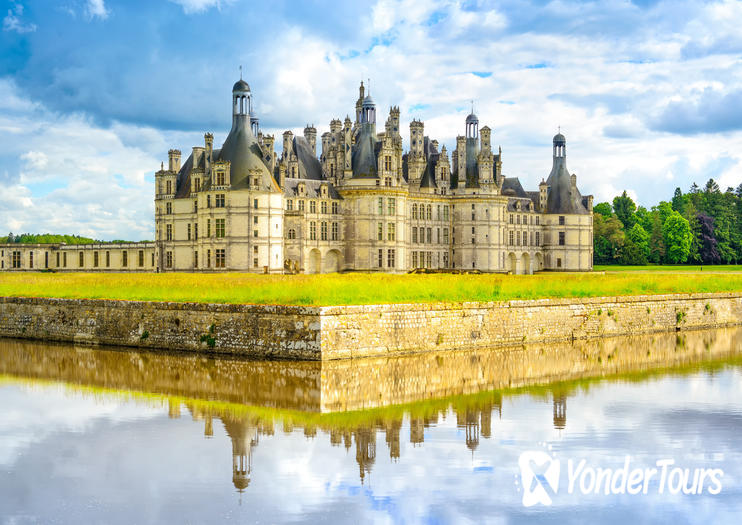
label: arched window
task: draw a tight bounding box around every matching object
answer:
[412,204,418,219]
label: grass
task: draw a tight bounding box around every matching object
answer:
[595,264,742,273]
[1,270,742,305]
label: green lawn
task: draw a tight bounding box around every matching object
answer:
[1,270,741,305]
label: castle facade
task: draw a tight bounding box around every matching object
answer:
[1,78,593,274]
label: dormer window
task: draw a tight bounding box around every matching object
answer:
[321,185,328,197]
[298,183,306,196]
[216,171,225,186]
[253,177,259,187]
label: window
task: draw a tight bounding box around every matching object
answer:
[56,252,60,267]
[79,251,84,267]
[509,214,514,224]
[166,202,172,214]
[298,200,305,212]
[215,218,225,238]
[536,232,540,246]
[194,251,198,268]
[321,222,328,241]
[388,223,396,241]
[443,206,449,221]
[557,258,562,268]
[559,231,565,246]
[194,200,198,212]
[194,223,198,240]
[427,252,432,268]
[63,252,67,268]
[321,201,327,214]
[437,228,441,244]
[559,215,565,225]
[166,251,173,268]
[378,197,384,215]
[517,215,521,225]
[412,204,418,219]
[536,216,540,226]
[254,257,259,268]
[443,228,449,244]
[378,249,383,268]
[384,155,392,171]
[332,202,339,214]
[530,232,534,246]
[215,249,225,268]
[93,252,99,268]
[385,177,392,186]
[253,199,259,209]
[29,251,33,268]
[427,227,432,244]
[427,205,432,220]
[387,249,395,268]
[195,178,201,192]
[166,180,172,194]
[216,171,225,186]
[122,251,128,267]
[253,177,259,187]
[151,253,155,266]
[388,198,396,215]
[412,251,418,268]
[12,251,20,268]
[253,229,258,238]
[377,222,383,241]
[166,224,173,241]
[207,195,211,208]
[187,224,191,240]
[207,219,211,237]
[509,231,514,246]
[216,194,225,207]
[412,227,418,244]
[287,199,294,211]
[287,229,296,240]
[310,200,316,213]
[310,222,317,240]
[207,250,211,268]
[331,222,339,241]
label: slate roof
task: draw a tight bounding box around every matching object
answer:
[545,157,589,215]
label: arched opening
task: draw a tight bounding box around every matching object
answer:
[323,249,342,273]
[521,252,531,275]
[307,249,321,274]
[508,252,518,274]
[535,252,544,272]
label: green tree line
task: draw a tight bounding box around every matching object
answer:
[0,233,138,244]
[595,180,742,265]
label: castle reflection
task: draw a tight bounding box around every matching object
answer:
[1,326,740,491]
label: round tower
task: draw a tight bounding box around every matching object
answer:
[232,79,251,128]
[553,131,566,158]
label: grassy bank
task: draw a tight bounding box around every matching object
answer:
[1,271,742,305]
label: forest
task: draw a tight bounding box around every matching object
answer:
[594,180,742,265]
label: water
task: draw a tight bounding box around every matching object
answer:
[1,328,741,524]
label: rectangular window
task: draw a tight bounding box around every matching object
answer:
[166,251,173,268]
[378,197,384,215]
[93,252,99,267]
[388,198,396,216]
[253,230,258,238]
[29,251,33,268]
[106,251,111,267]
[187,224,191,240]
[536,216,540,225]
[412,251,418,268]
[215,249,225,268]
[443,228,449,244]
[331,222,338,241]
[559,215,565,225]
[509,214,514,224]
[557,257,562,268]
[332,202,339,214]
[536,232,540,246]
[384,155,392,171]
[216,194,225,207]
[207,195,211,208]
[12,251,21,268]
[298,200,305,211]
[443,206,449,221]
[63,252,67,268]
[387,249,395,268]
[79,251,84,268]
[321,221,328,241]
[195,178,201,192]
[166,202,172,214]
[207,219,211,237]
[388,222,396,241]
[254,199,259,209]
[151,253,155,266]
[378,249,383,268]
[138,250,144,267]
[194,200,198,212]
[427,227,432,244]
[215,218,225,238]
[412,227,418,243]
[254,216,258,224]
[559,231,566,246]
[207,249,211,268]
[509,231,514,246]
[437,228,441,244]
[287,199,294,211]
[321,201,327,214]
[377,222,383,241]
[122,251,128,267]
[310,200,316,213]
[56,252,60,267]
[254,257,259,268]
[427,252,432,268]
[216,171,225,186]
[310,222,317,240]
[166,224,173,241]
[166,180,172,194]
[194,251,198,268]
[194,223,198,240]
[517,215,521,225]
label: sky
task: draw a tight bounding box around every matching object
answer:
[1,0,742,241]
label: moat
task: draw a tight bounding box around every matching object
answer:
[1,328,741,523]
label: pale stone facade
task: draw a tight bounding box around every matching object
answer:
[0,78,593,274]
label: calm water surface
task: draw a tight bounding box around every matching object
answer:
[1,329,741,524]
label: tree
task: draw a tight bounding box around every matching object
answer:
[613,191,637,229]
[627,223,650,261]
[649,213,666,263]
[697,213,720,264]
[671,187,685,213]
[663,211,692,263]
[593,202,612,217]
[593,214,625,264]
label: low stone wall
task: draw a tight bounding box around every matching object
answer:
[0,293,741,360]
[0,297,321,359]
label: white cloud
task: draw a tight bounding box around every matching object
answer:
[169,0,231,15]
[3,4,36,33]
[85,0,108,20]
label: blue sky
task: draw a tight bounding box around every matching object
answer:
[1,0,742,240]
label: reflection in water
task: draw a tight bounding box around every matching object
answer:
[1,328,741,523]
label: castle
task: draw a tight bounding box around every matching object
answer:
[0,78,593,274]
